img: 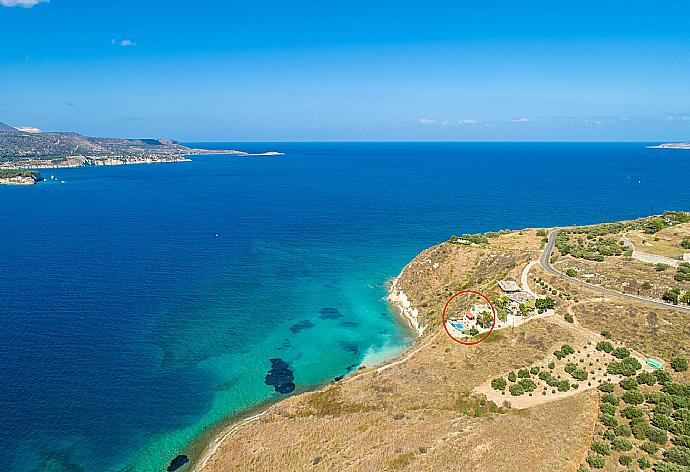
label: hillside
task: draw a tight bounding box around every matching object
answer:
[194,214,690,472]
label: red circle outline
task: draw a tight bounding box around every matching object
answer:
[441,290,496,345]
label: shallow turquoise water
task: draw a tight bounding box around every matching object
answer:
[1,142,688,471]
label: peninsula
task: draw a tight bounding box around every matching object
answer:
[193,212,690,472]
[0,121,282,183]
[647,142,690,150]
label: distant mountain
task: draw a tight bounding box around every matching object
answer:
[0,121,19,133]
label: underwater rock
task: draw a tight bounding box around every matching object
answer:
[339,341,359,354]
[264,358,296,394]
[167,455,189,471]
[318,307,343,320]
[290,319,315,334]
[339,321,358,328]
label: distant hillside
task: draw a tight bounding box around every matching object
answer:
[0,126,191,161]
[0,121,19,133]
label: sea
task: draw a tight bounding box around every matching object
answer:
[1,142,688,472]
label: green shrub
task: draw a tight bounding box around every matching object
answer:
[596,341,614,353]
[655,370,673,385]
[611,437,633,451]
[638,457,651,469]
[508,371,517,382]
[602,393,619,406]
[598,382,615,393]
[548,361,555,369]
[618,455,632,466]
[673,435,690,448]
[664,446,690,467]
[623,390,645,405]
[638,372,657,386]
[641,442,659,454]
[600,403,616,416]
[603,429,616,441]
[517,378,537,393]
[558,380,571,392]
[601,330,612,339]
[646,426,669,445]
[530,366,540,375]
[613,347,631,359]
[509,384,524,396]
[601,414,618,428]
[672,357,689,372]
[656,402,674,416]
[615,424,632,437]
[566,268,578,277]
[621,406,644,419]
[591,440,610,456]
[491,377,507,391]
[587,454,606,469]
[620,378,638,390]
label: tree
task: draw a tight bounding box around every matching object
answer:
[587,454,605,469]
[645,426,668,445]
[518,368,530,378]
[491,377,506,391]
[508,371,517,382]
[613,347,631,359]
[623,390,645,405]
[620,378,638,390]
[601,414,618,428]
[591,441,610,456]
[621,406,644,419]
[476,310,494,329]
[663,289,680,304]
[611,437,633,451]
[535,297,556,313]
[566,268,578,277]
[641,442,659,454]
[682,237,690,249]
[672,357,689,372]
[509,383,525,396]
[596,341,614,353]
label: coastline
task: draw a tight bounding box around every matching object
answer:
[191,268,423,472]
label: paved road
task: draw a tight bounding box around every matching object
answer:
[540,229,690,313]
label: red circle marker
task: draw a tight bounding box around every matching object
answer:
[441,290,496,345]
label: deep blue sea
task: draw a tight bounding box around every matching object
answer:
[1,143,688,472]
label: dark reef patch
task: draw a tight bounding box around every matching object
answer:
[318,307,343,320]
[339,321,359,329]
[345,363,357,372]
[339,341,359,354]
[264,358,296,394]
[290,319,315,334]
[167,455,189,471]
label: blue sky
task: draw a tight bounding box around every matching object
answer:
[1,0,690,141]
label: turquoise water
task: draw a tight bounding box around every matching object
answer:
[1,142,689,471]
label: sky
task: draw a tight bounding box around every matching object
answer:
[1,0,690,141]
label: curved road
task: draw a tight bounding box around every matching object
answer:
[540,229,690,313]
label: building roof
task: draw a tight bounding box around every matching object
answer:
[498,280,521,292]
[508,291,533,303]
